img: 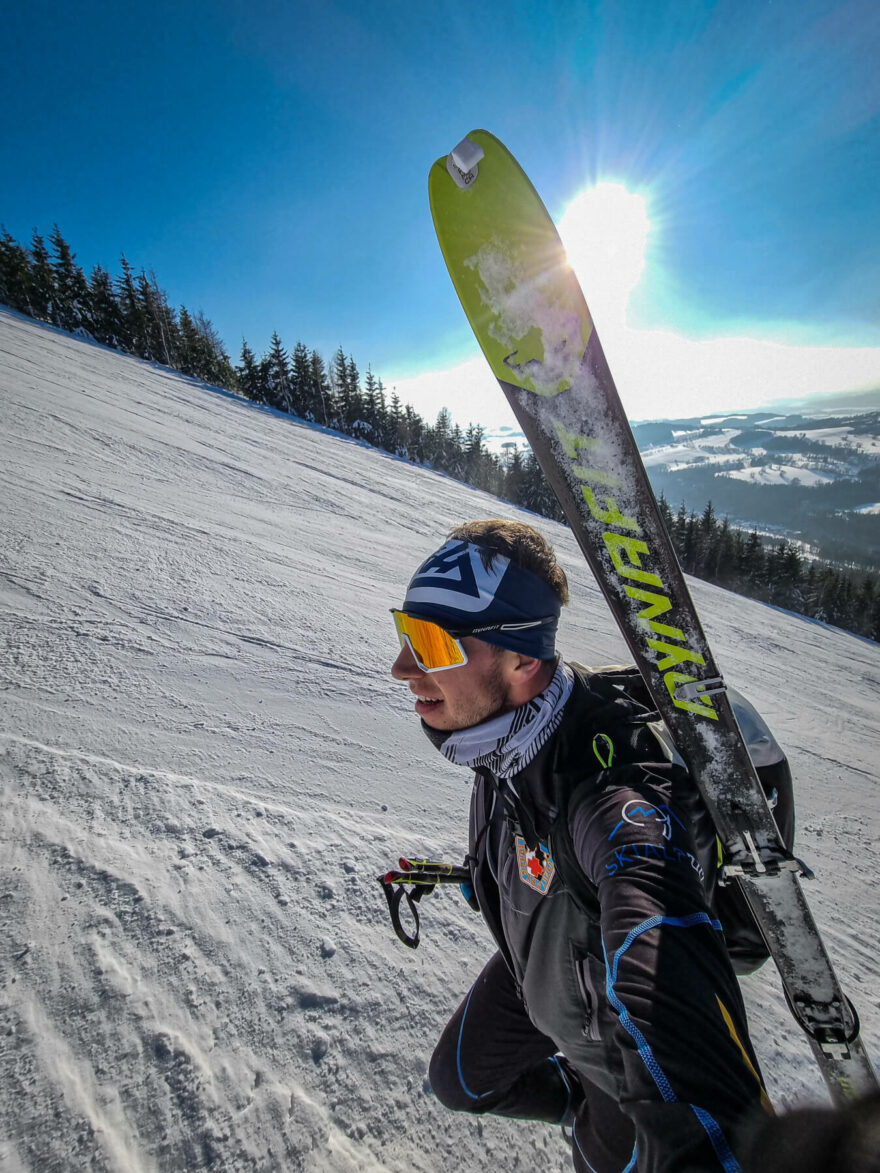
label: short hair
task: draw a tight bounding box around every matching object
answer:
[447,519,570,606]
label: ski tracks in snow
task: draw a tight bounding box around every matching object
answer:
[0,728,531,1172]
[0,732,448,1171]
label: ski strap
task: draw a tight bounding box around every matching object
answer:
[377,857,470,949]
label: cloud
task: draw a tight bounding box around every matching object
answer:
[384,353,522,438]
[386,327,880,440]
[603,325,880,419]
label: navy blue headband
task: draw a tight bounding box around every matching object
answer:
[402,539,561,659]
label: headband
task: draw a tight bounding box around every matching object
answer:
[401,539,561,659]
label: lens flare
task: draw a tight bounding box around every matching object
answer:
[557,183,650,330]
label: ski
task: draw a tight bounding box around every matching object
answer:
[428,129,878,1106]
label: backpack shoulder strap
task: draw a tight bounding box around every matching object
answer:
[548,664,661,920]
[550,776,602,919]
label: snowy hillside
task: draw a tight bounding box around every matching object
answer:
[1,307,879,1172]
[637,412,880,481]
[637,411,880,564]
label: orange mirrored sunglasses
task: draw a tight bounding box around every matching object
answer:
[391,610,469,672]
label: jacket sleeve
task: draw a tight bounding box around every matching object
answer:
[571,761,770,1172]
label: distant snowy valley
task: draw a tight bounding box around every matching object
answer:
[1,308,879,1172]
[633,412,880,565]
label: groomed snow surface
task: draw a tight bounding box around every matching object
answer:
[1,307,879,1171]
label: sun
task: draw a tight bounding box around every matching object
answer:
[556,183,651,330]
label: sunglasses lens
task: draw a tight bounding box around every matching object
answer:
[392,612,466,671]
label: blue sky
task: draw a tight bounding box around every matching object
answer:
[3,0,879,431]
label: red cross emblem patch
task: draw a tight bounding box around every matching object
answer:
[515,835,556,895]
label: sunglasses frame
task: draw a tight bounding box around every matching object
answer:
[392,610,469,673]
[391,610,557,674]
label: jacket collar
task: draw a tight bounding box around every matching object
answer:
[485,664,654,844]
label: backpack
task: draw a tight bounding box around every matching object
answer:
[553,665,795,976]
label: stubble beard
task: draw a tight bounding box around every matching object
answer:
[448,659,512,732]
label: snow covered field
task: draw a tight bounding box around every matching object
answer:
[641,445,745,472]
[726,464,837,487]
[778,425,880,458]
[1,307,879,1171]
[640,419,880,494]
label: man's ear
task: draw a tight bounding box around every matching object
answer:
[511,653,543,680]
[509,654,554,693]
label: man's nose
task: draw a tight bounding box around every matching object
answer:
[391,641,423,680]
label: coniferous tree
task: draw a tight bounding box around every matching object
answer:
[385,390,404,453]
[309,349,333,426]
[855,577,875,640]
[345,356,365,435]
[136,270,165,363]
[362,365,381,440]
[514,449,554,517]
[29,231,56,322]
[870,588,880,643]
[176,306,204,377]
[265,332,292,411]
[236,340,263,401]
[836,573,856,633]
[802,561,819,616]
[329,346,349,429]
[781,541,803,611]
[194,311,234,387]
[429,407,453,469]
[462,423,486,486]
[88,265,123,347]
[448,422,465,479]
[681,510,698,574]
[290,341,310,417]
[713,517,735,587]
[0,229,35,315]
[742,529,764,594]
[175,306,194,374]
[115,255,141,353]
[49,224,89,332]
[657,493,674,540]
[503,446,529,505]
[401,404,425,462]
[374,376,388,442]
[146,270,180,367]
[673,502,688,551]
[696,501,717,577]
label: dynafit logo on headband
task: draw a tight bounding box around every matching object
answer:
[405,540,510,614]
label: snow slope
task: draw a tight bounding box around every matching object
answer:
[1,307,879,1171]
[726,465,837,487]
[779,426,880,458]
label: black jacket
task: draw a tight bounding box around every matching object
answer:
[467,663,770,1172]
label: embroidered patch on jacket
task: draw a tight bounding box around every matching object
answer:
[515,835,556,895]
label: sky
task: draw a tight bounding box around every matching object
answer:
[3,0,880,436]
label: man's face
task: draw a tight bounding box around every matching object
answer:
[391,634,515,731]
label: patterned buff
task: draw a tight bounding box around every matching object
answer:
[402,539,562,660]
[423,660,574,778]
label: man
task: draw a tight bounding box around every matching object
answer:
[390,519,774,1173]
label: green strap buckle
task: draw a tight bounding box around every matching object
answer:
[592,733,615,769]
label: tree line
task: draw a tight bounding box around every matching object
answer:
[1,222,876,643]
[658,498,880,642]
[0,222,535,492]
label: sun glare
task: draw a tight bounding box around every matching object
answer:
[557,183,650,330]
